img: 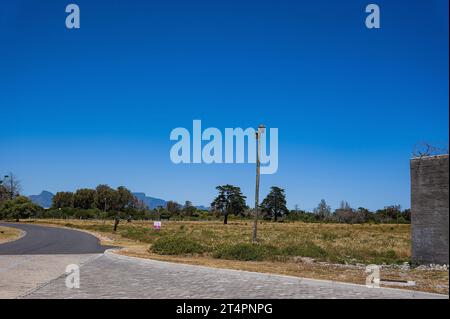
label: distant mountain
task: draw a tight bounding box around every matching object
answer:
[132,192,167,209]
[29,191,54,208]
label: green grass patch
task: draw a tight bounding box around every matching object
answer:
[280,242,327,259]
[151,236,207,255]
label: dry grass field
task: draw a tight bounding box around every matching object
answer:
[0,225,23,244]
[32,219,449,295]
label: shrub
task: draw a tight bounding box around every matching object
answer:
[151,236,206,255]
[280,242,327,259]
[213,243,278,261]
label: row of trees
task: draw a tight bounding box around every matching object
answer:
[209,185,410,224]
[52,185,142,212]
[290,200,411,224]
[209,185,289,224]
[0,173,411,224]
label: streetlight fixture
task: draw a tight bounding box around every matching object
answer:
[4,175,13,200]
[252,124,265,243]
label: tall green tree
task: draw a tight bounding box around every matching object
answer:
[115,186,135,211]
[95,184,116,211]
[0,196,41,222]
[73,188,96,209]
[211,185,247,224]
[261,186,289,221]
[52,192,74,208]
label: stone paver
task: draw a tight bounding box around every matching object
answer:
[22,251,448,299]
[0,254,101,298]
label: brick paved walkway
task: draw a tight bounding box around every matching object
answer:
[21,251,447,299]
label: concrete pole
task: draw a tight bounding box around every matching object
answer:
[252,125,264,243]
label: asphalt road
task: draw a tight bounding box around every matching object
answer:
[0,222,113,255]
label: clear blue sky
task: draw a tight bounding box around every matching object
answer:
[0,0,448,211]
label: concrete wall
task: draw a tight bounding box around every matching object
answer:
[411,155,449,265]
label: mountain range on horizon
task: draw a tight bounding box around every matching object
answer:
[27,191,208,210]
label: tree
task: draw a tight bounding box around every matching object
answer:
[133,198,148,212]
[211,185,247,224]
[0,196,41,222]
[52,192,74,208]
[340,200,351,210]
[402,208,411,222]
[375,205,403,223]
[115,186,135,211]
[182,200,196,217]
[95,184,116,212]
[354,207,373,223]
[260,186,289,221]
[0,184,9,205]
[1,173,21,200]
[333,201,354,223]
[167,200,182,216]
[73,188,96,209]
[313,199,331,221]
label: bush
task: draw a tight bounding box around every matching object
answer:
[151,236,206,255]
[280,242,327,259]
[213,243,278,261]
[0,196,42,221]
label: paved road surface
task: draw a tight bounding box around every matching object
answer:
[0,222,113,255]
[24,251,448,299]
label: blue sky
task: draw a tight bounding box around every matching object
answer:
[0,0,448,210]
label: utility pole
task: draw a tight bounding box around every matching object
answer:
[252,124,265,243]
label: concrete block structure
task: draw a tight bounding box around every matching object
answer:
[410,154,449,265]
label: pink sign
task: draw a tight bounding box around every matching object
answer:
[153,221,161,230]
